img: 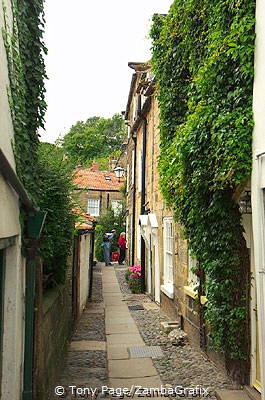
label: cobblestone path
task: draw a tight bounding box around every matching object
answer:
[51,263,233,400]
[52,263,107,399]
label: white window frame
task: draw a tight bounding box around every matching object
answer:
[161,217,174,298]
[111,200,123,216]
[188,252,199,288]
[87,199,100,217]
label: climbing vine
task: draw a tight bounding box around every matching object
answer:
[151,0,255,360]
[2,0,47,198]
[2,1,75,288]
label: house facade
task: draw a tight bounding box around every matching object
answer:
[73,162,125,219]
[0,2,28,398]
[124,59,264,397]
[124,63,190,317]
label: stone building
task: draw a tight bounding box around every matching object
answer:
[124,62,256,391]
[73,162,125,219]
[124,62,190,315]
[0,2,33,398]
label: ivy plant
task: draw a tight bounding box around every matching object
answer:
[150,0,255,360]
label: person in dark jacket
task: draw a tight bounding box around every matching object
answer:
[118,232,127,265]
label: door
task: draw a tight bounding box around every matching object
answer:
[147,234,152,295]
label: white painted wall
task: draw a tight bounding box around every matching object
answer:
[79,234,91,313]
[251,1,265,397]
[0,1,26,398]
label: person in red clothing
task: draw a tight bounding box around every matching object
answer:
[118,232,127,265]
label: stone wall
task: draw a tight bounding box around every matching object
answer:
[41,285,72,398]
[34,259,73,400]
[74,189,124,217]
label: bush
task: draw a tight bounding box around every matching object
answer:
[126,265,142,294]
[37,143,76,290]
[95,206,126,262]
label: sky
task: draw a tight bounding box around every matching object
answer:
[40,0,172,143]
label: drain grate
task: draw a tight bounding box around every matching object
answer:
[128,305,144,311]
[128,346,163,358]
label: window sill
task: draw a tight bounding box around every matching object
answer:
[183,286,207,305]
[161,283,174,299]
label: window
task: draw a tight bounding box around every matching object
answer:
[87,199,100,216]
[111,200,123,216]
[164,218,174,284]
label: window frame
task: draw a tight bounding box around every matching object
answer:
[87,199,100,217]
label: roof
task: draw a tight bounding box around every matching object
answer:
[75,222,93,230]
[72,206,96,230]
[73,167,125,191]
[125,62,152,120]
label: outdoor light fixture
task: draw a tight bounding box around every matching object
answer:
[114,166,124,181]
[239,190,252,214]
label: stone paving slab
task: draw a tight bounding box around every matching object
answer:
[106,323,139,334]
[215,389,250,400]
[105,318,135,326]
[104,297,125,306]
[107,346,130,360]
[106,333,145,346]
[70,341,106,351]
[103,292,123,298]
[109,358,157,378]
[104,305,129,312]
[103,288,121,294]
[109,376,163,390]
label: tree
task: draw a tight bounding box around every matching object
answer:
[60,114,126,167]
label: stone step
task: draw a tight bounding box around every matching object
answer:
[244,386,261,400]
[215,389,251,400]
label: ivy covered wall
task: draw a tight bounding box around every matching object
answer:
[151,0,255,364]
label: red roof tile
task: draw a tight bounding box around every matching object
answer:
[73,168,125,191]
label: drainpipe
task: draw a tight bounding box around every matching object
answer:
[140,119,147,292]
[131,137,137,266]
[89,222,96,299]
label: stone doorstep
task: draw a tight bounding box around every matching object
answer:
[160,321,180,333]
[109,358,157,379]
[244,386,261,400]
[215,389,251,400]
[142,303,160,311]
[70,341,106,351]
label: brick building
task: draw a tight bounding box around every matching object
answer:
[73,162,125,219]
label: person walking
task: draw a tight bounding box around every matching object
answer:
[102,229,116,266]
[118,232,127,265]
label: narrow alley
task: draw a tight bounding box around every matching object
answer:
[53,263,234,400]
